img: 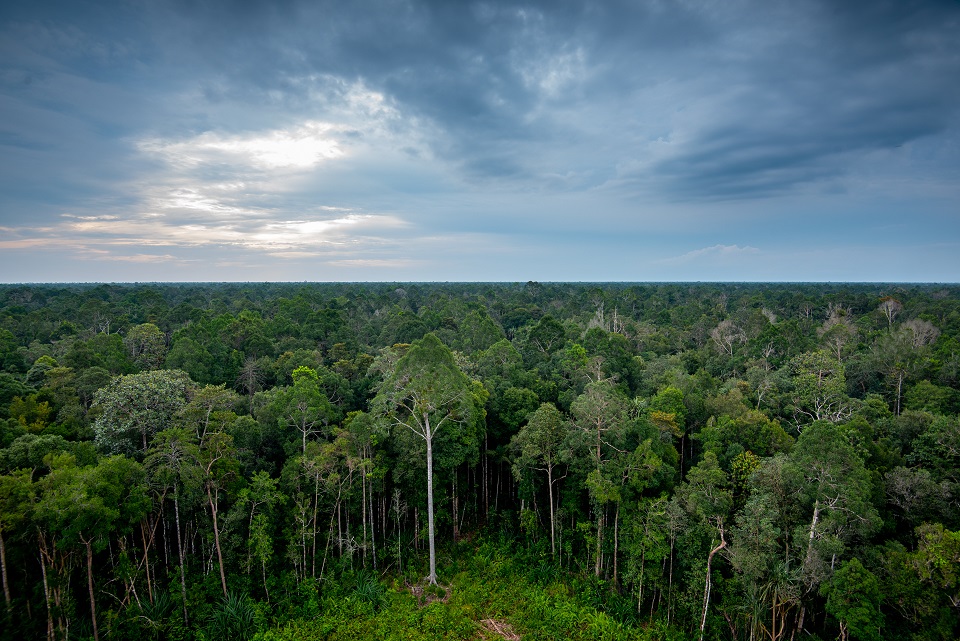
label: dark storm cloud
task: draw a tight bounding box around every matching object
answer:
[640,0,960,198]
[123,0,959,196]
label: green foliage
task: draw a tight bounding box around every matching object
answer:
[208,592,260,641]
[0,282,958,641]
[124,323,168,371]
[821,558,882,641]
[93,369,193,456]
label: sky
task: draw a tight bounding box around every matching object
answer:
[0,0,958,283]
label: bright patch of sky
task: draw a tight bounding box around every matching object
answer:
[0,0,958,282]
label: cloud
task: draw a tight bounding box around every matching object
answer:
[660,244,761,265]
[0,209,411,260]
[86,252,187,264]
[325,258,422,268]
[139,121,344,170]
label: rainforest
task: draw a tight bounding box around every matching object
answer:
[0,282,957,641]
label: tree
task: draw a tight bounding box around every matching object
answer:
[165,337,213,384]
[93,369,193,456]
[570,380,629,576]
[787,422,878,599]
[711,319,746,357]
[912,523,960,614]
[726,457,803,641]
[198,429,239,598]
[0,329,25,374]
[676,452,732,641]
[372,333,484,585]
[821,558,882,641]
[512,402,567,557]
[124,323,167,371]
[238,471,284,600]
[870,328,932,415]
[272,367,338,455]
[819,309,858,363]
[179,384,241,442]
[34,455,149,641]
[788,351,852,426]
[878,297,902,328]
[145,428,201,624]
[0,469,33,614]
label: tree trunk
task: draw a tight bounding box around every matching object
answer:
[613,503,620,585]
[895,372,904,416]
[313,476,321,578]
[85,540,100,641]
[667,537,675,626]
[637,544,646,613]
[0,531,10,612]
[174,494,188,626]
[140,519,153,604]
[595,506,603,577]
[39,542,54,641]
[262,559,270,603]
[792,606,805,641]
[369,471,377,571]
[547,464,556,558]
[425,413,437,584]
[484,433,489,519]
[452,473,459,541]
[804,500,820,575]
[319,510,336,583]
[206,484,228,598]
[700,527,727,641]
[362,468,368,566]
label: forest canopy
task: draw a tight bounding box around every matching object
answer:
[0,282,958,641]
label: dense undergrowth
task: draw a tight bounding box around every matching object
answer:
[245,538,685,641]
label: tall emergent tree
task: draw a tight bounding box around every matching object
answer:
[372,333,484,585]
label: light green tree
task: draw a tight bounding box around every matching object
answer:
[35,455,149,641]
[93,369,193,456]
[145,428,201,625]
[272,366,338,455]
[787,422,878,597]
[512,402,567,557]
[570,380,628,576]
[238,471,284,601]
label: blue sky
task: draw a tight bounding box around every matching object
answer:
[1,0,958,282]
